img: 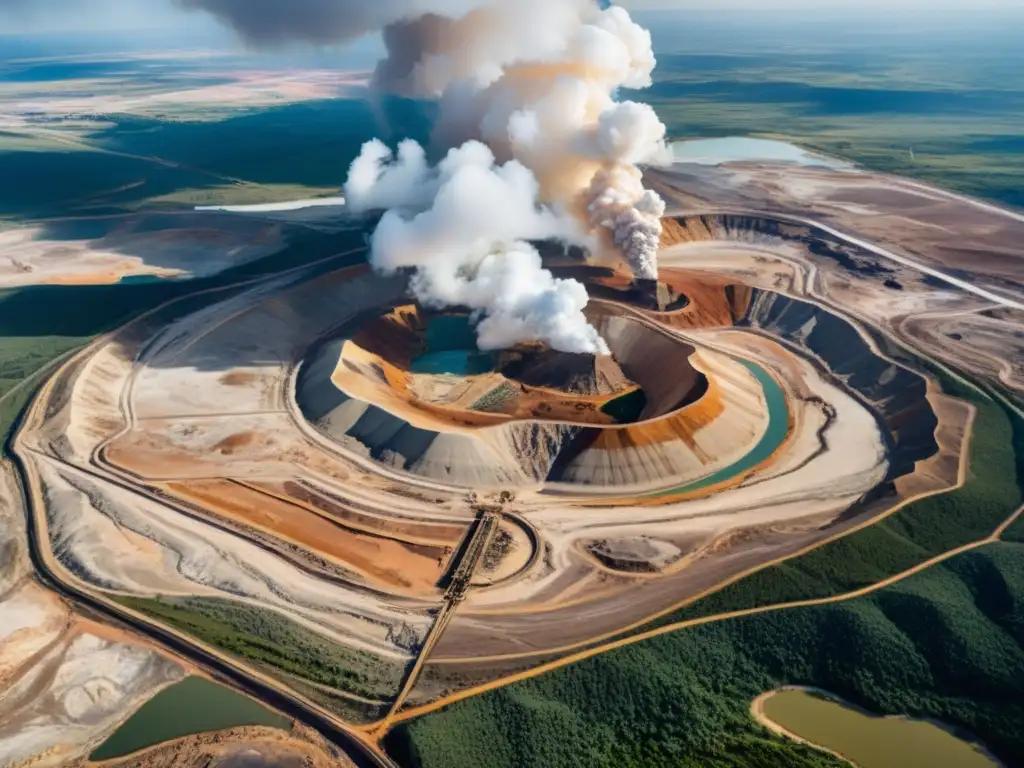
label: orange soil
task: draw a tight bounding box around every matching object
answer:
[651,269,752,330]
[212,432,256,455]
[44,272,129,286]
[894,388,973,499]
[585,375,726,452]
[251,480,469,547]
[337,339,635,429]
[162,480,455,593]
[351,304,424,367]
[219,371,258,386]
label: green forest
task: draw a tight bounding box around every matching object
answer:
[116,595,408,704]
[386,542,1024,767]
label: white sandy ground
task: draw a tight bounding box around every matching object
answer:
[0,465,70,689]
[656,161,1024,309]
[196,197,346,213]
[0,633,184,768]
[1,69,368,125]
[0,582,68,683]
[464,329,888,610]
[0,461,186,768]
[34,454,431,660]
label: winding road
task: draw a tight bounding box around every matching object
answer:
[9,188,1024,763]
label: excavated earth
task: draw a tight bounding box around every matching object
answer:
[13,171,990,735]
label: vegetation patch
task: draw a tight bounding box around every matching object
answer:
[115,595,408,703]
[386,544,1024,767]
[470,383,517,413]
[600,387,648,423]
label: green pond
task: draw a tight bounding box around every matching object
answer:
[650,359,789,497]
[601,387,649,424]
[89,676,289,761]
[761,689,999,768]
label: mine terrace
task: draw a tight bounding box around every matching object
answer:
[11,147,1022,754]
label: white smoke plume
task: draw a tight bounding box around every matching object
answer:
[185,0,669,353]
[346,140,609,355]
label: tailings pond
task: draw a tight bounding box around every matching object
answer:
[759,689,1000,768]
[89,676,289,761]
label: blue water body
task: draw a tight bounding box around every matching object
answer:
[117,274,172,285]
[424,314,478,352]
[411,314,494,374]
[650,360,789,497]
[671,137,850,169]
[411,350,493,376]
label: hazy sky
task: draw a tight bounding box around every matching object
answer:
[1,0,1022,34]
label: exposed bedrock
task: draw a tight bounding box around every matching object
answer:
[295,304,765,490]
[661,213,896,278]
[740,289,937,480]
[497,348,633,397]
[587,305,707,420]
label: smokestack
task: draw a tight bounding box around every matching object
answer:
[183,0,668,353]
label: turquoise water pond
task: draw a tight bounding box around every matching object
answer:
[410,349,494,375]
[411,314,494,375]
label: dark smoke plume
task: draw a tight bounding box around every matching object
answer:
[174,0,484,47]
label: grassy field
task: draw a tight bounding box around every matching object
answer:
[115,596,408,707]
[0,96,429,221]
[385,542,1024,767]
[629,14,1024,209]
[759,690,997,768]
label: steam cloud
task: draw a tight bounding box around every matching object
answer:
[185,0,669,354]
[346,140,609,354]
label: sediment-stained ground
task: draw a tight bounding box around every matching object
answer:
[12,152,1021,753]
[0,462,186,768]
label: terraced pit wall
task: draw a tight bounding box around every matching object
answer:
[739,289,938,481]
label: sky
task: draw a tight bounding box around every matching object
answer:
[1,0,1022,35]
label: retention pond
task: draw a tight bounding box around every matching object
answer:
[757,688,1001,768]
[89,676,290,761]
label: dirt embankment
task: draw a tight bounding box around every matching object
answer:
[741,288,938,481]
[81,724,353,768]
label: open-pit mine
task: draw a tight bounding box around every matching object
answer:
[9,148,1024,764]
